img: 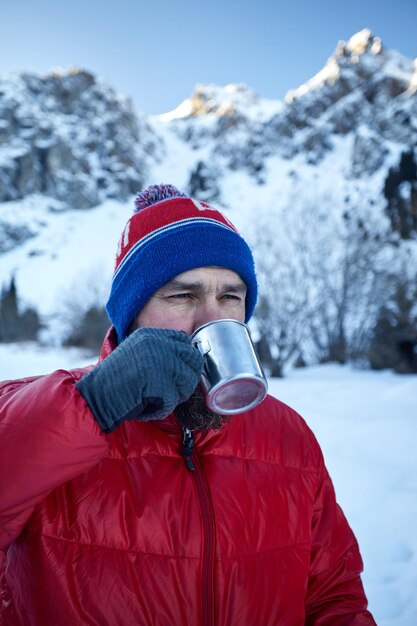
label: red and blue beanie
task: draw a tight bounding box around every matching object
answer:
[106,184,258,342]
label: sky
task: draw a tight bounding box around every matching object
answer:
[1,0,416,115]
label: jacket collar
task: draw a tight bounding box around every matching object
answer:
[98,326,118,362]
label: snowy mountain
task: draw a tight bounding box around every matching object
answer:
[0,67,159,213]
[155,29,416,180]
[0,29,416,369]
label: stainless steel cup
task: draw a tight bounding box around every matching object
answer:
[191,319,268,415]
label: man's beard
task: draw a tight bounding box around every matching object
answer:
[174,386,230,432]
[128,320,230,432]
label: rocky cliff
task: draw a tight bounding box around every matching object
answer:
[0,67,159,210]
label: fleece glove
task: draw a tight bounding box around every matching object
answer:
[76,328,204,433]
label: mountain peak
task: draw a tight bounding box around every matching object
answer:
[341,28,382,58]
[159,83,259,120]
[285,29,414,104]
[158,82,284,124]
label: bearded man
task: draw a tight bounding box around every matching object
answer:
[0,184,375,625]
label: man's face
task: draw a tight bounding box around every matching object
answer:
[131,266,246,432]
[133,266,246,335]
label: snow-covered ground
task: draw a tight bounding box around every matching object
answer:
[0,343,416,626]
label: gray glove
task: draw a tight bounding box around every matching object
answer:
[76,328,204,433]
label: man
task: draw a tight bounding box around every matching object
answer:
[0,184,375,625]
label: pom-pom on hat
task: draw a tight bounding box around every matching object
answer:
[106,184,258,342]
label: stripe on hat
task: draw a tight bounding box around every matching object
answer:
[112,217,237,284]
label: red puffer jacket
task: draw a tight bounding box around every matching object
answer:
[0,330,375,626]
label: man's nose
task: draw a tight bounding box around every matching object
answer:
[192,300,223,332]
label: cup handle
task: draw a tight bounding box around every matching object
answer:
[193,337,211,356]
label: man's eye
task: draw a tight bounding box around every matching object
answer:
[169,293,192,299]
[223,294,242,301]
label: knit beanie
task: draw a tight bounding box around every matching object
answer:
[106,184,258,342]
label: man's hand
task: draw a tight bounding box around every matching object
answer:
[76,328,204,433]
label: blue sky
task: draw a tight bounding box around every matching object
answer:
[1,0,416,115]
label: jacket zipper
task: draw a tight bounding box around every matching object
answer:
[182,427,196,471]
[181,427,216,626]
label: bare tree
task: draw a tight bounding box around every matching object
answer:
[251,210,310,375]
[302,207,394,364]
[250,193,395,371]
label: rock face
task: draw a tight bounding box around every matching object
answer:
[0,67,160,209]
[164,29,417,179]
[1,30,416,209]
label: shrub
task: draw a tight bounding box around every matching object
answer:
[0,278,41,342]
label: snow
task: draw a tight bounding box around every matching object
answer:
[0,344,416,626]
[408,60,417,95]
[285,57,341,103]
[346,29,377,55]
[0,342,94,379]
[148,117,212,190]
[0,196,132,316]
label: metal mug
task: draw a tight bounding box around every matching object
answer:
[191,319,268,415]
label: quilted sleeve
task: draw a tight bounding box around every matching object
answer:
[0,370,109,549]
[305,459,376,625]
